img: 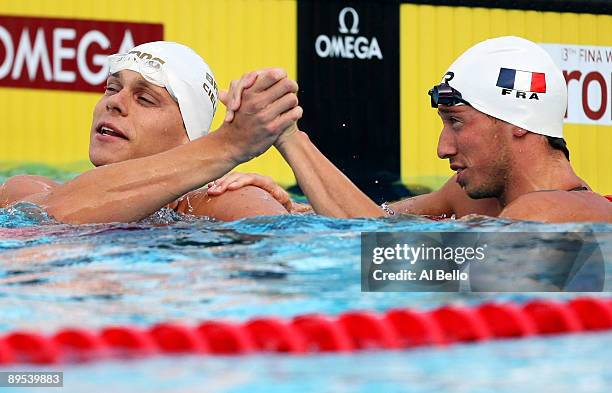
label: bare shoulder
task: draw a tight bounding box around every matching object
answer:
[0,174,59,207]
[500,191,612,223]
[175,185,288,221]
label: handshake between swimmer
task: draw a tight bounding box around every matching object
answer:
[216,68,302,164]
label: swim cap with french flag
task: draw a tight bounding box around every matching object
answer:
[108,41,218,140]
[442,36,567,138]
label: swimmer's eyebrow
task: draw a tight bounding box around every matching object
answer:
[109,72,158,90]
[438,106,469,115]
[108,72,168,101]
[132,79,173,103]
[110,72,156,90]
[133,78,161,93]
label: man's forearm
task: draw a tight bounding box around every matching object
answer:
[35,128,241,223]
[275,130,383,218]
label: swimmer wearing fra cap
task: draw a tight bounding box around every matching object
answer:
[211,36,611,223]
[0,41,303,223]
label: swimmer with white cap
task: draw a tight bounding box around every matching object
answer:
[0,41,302,223]
[210,36,611,222]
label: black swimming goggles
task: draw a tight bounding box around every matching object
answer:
[428,83,471,108]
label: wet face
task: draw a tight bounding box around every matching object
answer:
[89,70,189,166]
[436,105,512,199]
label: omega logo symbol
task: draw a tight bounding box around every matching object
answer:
[338,7,359,34]
[315,7,383,60]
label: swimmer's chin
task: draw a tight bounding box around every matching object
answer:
[89,154,124,167]
[89,155,108,167]
[89,142,127,167]
[465,187,500,200]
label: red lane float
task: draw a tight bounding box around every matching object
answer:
[0,297,610,365]
[197,321,254,354]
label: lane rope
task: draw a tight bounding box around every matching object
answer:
[1,297,611,364]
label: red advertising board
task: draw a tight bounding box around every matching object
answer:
[0,15,163,92]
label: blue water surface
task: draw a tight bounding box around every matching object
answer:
[0,201,611,393]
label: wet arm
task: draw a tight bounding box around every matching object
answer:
[275,130,383,218]
[390,175,501,218]
[388,176,457,216]
[19,129,243,224]
[388,192,453,217]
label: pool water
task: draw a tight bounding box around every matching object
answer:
[1,168,611,392]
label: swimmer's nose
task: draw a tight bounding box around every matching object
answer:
[437,126,457,159]
[105,90,129,116]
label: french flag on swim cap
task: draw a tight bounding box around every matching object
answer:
[496,68,547,93]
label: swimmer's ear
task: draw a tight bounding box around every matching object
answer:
[511,127,529,138]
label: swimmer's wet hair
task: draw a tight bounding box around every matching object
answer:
[547,136,570,161]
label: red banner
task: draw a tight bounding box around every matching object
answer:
[0,15,163,93]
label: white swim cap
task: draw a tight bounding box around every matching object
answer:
[108,41,218,140]
[440,36,567,138]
